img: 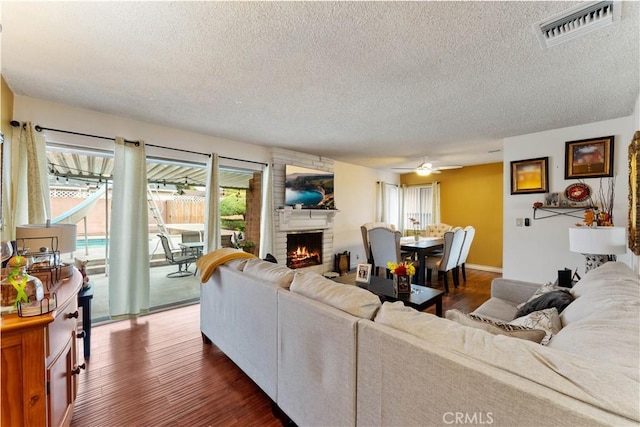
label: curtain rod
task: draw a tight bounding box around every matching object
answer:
[11,121,267,166]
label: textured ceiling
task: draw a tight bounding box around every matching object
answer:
[2,1,639,170]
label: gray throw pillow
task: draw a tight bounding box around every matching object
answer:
[515,290,574,318]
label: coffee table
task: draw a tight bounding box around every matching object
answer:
[336,275,444,316]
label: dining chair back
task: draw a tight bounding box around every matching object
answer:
[426,223,453,238]
[425,228,465,293]
[361,222,396,264]
[368,227,402,277]
[457,226,476,282]
[158,234,197,278]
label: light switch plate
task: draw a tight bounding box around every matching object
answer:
[516,218,523,227]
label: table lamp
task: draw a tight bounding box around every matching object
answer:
[16,223,77,259]
[569,227,626,272]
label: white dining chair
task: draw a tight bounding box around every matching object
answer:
[368,227,403,278]
[361,222,396,264]
[456,226,476,282]
[425,228,465,294]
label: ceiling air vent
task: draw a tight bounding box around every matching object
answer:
[533,0,621,48]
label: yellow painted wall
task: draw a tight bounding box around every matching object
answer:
[401,162,503,269]
[1,75,14,144]
[1,75,15,240]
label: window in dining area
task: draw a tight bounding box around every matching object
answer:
[402,184,440,234]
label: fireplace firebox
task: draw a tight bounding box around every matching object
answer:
[286,231,323,269]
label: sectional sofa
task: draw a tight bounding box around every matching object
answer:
[200,258,639,426]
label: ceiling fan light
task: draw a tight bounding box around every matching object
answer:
[416,168,431,176]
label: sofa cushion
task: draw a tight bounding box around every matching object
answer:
[290,272,382,319]
[243,258,295,288]
[548,300,640,368]
[225,258,249,271]
[516,282,557,309]
[510,308,562,345]
[446,309,546,343]
[471,297,519,322]
[515,290,574,318]
[561,262,639,326]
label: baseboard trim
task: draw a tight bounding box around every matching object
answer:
[466,264,503,274]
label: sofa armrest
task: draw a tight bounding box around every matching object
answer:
[491,278,541,304]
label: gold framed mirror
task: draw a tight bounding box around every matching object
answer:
[629,131,640,255]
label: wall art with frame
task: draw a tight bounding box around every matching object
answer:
[565,135,614,179]
[510,157,549,195]
[629,131,639,256]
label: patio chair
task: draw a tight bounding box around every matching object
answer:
[158,234,197,278]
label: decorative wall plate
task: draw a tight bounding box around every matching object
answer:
[565,183,590,202]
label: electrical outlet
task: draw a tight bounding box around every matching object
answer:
[516,218,523,227]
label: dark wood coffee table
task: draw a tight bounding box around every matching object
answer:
[336,275,444,316]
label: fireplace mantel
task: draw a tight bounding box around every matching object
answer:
[276,208,339,231]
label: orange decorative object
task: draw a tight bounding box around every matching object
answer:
[533,202,543,208]
[584,209,596,226]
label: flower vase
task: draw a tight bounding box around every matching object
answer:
[413,233,419,242]
[393,274,411,295]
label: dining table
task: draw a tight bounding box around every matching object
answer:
[400,236,444,286]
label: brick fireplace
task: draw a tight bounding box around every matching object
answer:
[271,148,338,274]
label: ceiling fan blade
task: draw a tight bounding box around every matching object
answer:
[435,165,463,170]
[431,170,442,174]
[391,167,416,170]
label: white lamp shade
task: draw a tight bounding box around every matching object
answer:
[569,227,627,255]
[16,224,77,254]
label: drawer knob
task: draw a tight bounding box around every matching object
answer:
[71,363,86,375]
[77,331,85,339]
[67,311,79,319]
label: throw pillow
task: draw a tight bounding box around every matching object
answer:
[509,307,562,345]
[516,282,556,309]
[445,310,546,343]
[515,290,574,318]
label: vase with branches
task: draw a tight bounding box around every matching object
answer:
[579,177,615,226]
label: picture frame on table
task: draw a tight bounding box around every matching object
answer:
[544,192,560,207]
[510,157,549,194]
[355,263,372,284]
[565,136,614,179]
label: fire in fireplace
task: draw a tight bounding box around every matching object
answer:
[286,231,323,269]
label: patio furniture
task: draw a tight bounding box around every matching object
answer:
[158,234,197,278]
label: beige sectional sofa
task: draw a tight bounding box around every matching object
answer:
[200,259,639,426]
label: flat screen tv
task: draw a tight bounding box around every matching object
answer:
[285,165,335,208]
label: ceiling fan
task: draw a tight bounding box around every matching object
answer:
[393,160,462,176]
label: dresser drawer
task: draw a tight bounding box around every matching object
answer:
[46,297,78,363]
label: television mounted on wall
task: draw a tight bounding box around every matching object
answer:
[285,165,335,209]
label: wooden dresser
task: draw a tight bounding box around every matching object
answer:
[1,269,83,427]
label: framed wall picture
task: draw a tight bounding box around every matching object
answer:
[565,135,614,179]
[355,263,372,284]
[629,131,639,256]
[510,157,549,194]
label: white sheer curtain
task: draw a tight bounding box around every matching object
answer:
[108,137,150,317]
[259,163,274,258]
[24,124,51,224]
[8,123,50,232]
[402,184,438,230]
[375,181,386,222]
[203,153,221,253]
[431,182,441,224]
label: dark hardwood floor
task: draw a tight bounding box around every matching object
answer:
[71,268,499,427]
